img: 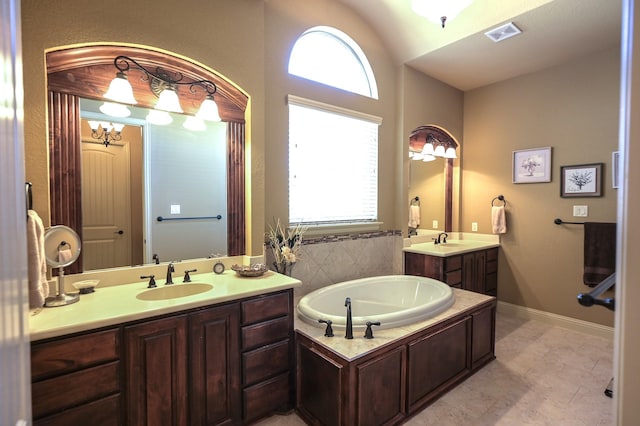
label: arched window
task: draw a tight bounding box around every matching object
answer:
[288,26,378,99]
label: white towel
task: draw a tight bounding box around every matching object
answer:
[27,210,49,309]
[408,205,421,228]
[492,206,507,234]
[58,246,73,263]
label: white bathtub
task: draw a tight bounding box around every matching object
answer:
[297,275,455,330]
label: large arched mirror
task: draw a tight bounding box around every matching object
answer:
[46,45,248,273]
[408,125,457,233]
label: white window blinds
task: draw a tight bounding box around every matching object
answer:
[288,96,381,224]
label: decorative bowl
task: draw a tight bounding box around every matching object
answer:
[72,279,100,294]
[231,264,268,277]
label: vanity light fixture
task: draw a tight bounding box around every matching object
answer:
[411,0,473,28]
[103,55,222,124]
[88,120,125,147]
[410,126,458,160]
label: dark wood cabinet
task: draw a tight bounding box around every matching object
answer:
[189,304,241,425]
[31,289,294,426]
[31,328,123,426]
[405,247,498,295]
[296,300,496,426]
[124,315,189,426]
[240,291,294,423]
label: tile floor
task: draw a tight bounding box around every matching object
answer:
[256,312,614,425]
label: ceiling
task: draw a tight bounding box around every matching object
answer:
[336,0,622,91]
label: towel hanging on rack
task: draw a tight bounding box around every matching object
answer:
[491,205,507,234]
[408,202,421,228]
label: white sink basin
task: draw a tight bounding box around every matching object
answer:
[136,283,213,301]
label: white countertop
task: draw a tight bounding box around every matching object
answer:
[402,232,500,257]
[294,288,495,361]
[30,270,301,342]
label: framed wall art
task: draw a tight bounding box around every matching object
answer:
[560,163,603,197]
[512,147,552,183]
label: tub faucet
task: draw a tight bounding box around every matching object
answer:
[166,262,175,285]
[345,297,353,339]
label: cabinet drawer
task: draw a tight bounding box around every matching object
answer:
[486,248,498,261]
[445,269,462,286]
[243,372,290,423]
[34,394,121,426]
[31,328,120,381]
[243,339,290,386]
[444,256,462,272]
[242,317,290,351]
[32,361,120,419]
[242,291,290,325]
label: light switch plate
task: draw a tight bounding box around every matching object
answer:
[573,205,588,217]
[170,204,181,214]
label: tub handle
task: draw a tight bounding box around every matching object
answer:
[318,319,334,337]
[364,321,381,339]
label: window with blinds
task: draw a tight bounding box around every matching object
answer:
[288,96,381,225]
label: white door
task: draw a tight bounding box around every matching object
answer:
[81,139,132,270]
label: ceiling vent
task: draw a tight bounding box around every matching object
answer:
[485,22,522,43]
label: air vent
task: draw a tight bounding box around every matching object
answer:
[485,22,522,43]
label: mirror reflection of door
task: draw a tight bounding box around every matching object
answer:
[81,121,144,269]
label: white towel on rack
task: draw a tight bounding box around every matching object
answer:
[27,210,49,309]
[408,205,421,228]
[492,206,507,234]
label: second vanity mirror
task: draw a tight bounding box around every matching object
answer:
[408,125,458,233]
[46,45,249,273]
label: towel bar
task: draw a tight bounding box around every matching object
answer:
[491,195,506,206]
[554,218,584,225]
[157,215,223,222]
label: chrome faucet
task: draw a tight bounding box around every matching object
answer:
[166,262,175,285]
[345,297,353,339]
[434,232,448,244]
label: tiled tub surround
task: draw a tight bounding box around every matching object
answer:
[266,230,405,299]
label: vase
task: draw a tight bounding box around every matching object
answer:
[273,262,293,276]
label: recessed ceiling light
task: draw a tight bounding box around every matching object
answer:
[485,22,522,43]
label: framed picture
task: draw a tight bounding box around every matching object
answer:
[612,151,620,189]
[560,163,603,197]
[512,147,552,183]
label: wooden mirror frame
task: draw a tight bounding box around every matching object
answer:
[46,45,248,272]
[409,125,456,232]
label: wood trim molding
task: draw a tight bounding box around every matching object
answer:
[47,44,247,262]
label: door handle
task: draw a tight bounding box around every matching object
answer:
[115,230,124,235]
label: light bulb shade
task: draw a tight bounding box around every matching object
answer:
[444,146,457,158]
[88,120,100,131]
[196,96,221,122]
[146,109,173,125]
[434,144,446,157]
[411,152,425,161]
[111,122,125,132]
[422,142,435,156]
[422,154,437,162]
[104,72,138,105]
[183,116,206,131]
[99,101,131,118]
[411,0,473,25]
[155,88,183,113]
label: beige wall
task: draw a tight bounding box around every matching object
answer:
[400,66,464,232]
[463,47,620,326]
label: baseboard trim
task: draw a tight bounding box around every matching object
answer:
[496,301,614,340]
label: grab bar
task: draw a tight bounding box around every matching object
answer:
[157,215,223,222]
[577,272,615,311]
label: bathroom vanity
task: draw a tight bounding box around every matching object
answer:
[403,237,499,296]
[29,270,300,425]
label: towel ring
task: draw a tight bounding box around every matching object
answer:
[411,196,420,206]
[57,241,70,250]
[491,195,506,206]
